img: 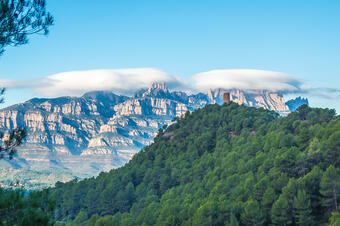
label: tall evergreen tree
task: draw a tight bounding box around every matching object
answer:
[241,200,265,226]
[323,132,340,168]
[320,166,340,213]
[73,210,88,226]
[0,0,53,55]
[227,213,239,226]
[293,189,314,226]
[271,195,292,225]
[262,187,276,210]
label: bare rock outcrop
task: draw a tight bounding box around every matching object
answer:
[0,82,306,189]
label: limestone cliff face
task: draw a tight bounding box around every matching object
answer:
[207,88,290,115]
[113,98,188,117]
[0,85,194,187]
[0,83,303,189]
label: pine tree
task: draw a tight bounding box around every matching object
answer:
[73,210,88,226]
[271,195,292,225]
[324,132,340,168]
[241,200,265,226]
[262,187,276,210]
[320,166,340,213]
[293,189,314,226]
[227,213,239,226]
[86,214,99,226]
[0,0,54,55]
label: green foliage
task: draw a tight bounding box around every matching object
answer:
[94,215,115,226]
[293,189,314,225]
[0,0,54,55]
[227,213,239,226]
[73,210,88,226]
[38,104,339,225]
[320,165,340,214]
[240,199,265,226]
[262,187,276,209]
[271,195,292,225]
[0,188,55,225]
[192,200,219,226]
[329,212,340,226]
[324,131,340,167]
[86,214,99,226]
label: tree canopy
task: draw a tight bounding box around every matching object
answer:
[47,103,340,225]
[0,0,53,55]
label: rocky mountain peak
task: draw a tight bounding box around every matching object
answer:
[145,82,169,96]
[150,82,168,92]
[134,82,172,99]
[285,96,309,112]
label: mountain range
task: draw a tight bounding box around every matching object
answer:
[0,83,307,189]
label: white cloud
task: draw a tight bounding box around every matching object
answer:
[0,79,14,88]
[191,69,302,93]
[1,68,338,100]
[1,68,188,97]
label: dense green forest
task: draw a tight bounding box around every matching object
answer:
[0,188,54,225]
[47,103,340,225]
[1,103,340,225]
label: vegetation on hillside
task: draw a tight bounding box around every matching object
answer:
[0,188,55,225]
[49,103,340,225]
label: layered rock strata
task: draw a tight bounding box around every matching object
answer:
[0,83,307,189]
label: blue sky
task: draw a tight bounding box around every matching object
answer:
[0,0,339,112]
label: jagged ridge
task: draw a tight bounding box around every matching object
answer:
[0,82,308,189]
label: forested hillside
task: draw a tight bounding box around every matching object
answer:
[51,103,340,225]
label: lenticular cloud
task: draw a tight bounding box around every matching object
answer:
[0,68,307,97]
[192,69,302,93]
[34,68,186,97]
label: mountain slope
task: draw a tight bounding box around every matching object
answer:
[0,83,307,189]
[50,104,339,225]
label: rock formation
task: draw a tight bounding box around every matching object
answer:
[285,97,309,112]
[207,88,291,115]
[0,82,307,189]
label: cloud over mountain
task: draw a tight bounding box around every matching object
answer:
[191,69,302,93]
[1,68,338,99]
[1,68,188,97]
